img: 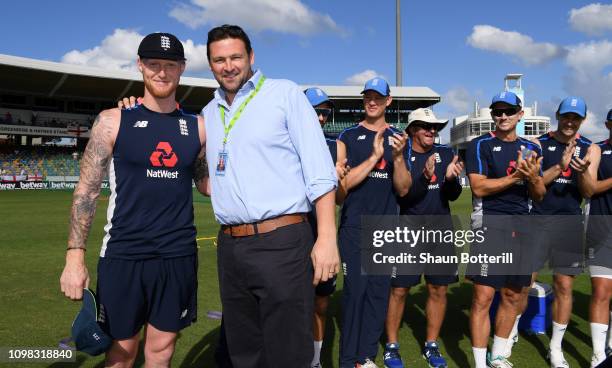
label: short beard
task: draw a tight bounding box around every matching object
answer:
[144,78,176,99]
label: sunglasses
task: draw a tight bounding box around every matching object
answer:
[412,123,440,131]
[492,108,519,117]
[315,108,332,118]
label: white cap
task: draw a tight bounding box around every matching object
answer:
[407,108,448,128]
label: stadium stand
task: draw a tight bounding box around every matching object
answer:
[0,107,93,128]
[0,145,80,180]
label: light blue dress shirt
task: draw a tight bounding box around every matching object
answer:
[201,70,337,225]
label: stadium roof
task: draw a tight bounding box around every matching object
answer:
[0,53,440,112]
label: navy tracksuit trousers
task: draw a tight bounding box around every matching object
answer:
[338,226,391,367]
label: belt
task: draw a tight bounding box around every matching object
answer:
[221,213,308,237]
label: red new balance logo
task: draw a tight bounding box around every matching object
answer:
[149,142,178,168]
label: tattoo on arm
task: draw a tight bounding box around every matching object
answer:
[67,114,113,250]
[193,149,209,183]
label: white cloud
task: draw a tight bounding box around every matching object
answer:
[563,40,612,142]
[442,87,475,114]
[61,29,210,73]
[169,0,346,36]
[344,70,385,86]
[580,112,609,142]
[62,29,142,72]
[467,25,566,65]
[565,40,612,80]
[434,87,480,144]
[569,3,612,36]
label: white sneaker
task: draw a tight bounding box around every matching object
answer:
[591,353,606,368]
[487,353,513,368]
[361,358,379,368]
[548,349,569,368]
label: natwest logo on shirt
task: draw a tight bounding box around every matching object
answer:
[150,142,178,168]
[148,142,179,179]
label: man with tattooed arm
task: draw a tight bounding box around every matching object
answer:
[59,32,207,368]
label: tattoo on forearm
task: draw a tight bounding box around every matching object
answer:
[67,114,112,250]
[193,152,209,182]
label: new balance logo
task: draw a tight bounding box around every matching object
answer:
[357,135,366,140]
[434,152,441,163]
[133,120,148,128]
[493,146,501,152]
[180,309,188,319]
[574,146,581,158]
[603,150,612,155]
[179,119,188,136]
[548,146,556,151]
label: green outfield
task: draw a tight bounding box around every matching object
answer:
[0,190,596,367]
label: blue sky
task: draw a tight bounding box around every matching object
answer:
[2,0,612,142]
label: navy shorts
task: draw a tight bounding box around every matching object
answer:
[96,255,198,340]
[315,275,337,297]
[586,215,612,269]
[530,216,584,275]
[466,219,531,289]
[390,236,458,288]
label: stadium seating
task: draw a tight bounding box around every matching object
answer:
[0,107,93,129]
[0,146,81,179]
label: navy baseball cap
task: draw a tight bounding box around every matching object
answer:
[138,32,186,61]
[557,96,587,118]
[71,289,112,356]
[304,87,334,107]
[361,77,390,97]
[606,108,612,122]
[489,91,522,108]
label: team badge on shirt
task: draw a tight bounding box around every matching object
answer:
[179,119,189,136]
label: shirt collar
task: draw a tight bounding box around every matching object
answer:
[215,69,263,108]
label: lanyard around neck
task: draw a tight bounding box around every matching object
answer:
[218,75,266,145]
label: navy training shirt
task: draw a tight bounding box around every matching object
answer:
[338,123,402,228]
[324,133,338,163]
[466,132,542,215]
[531,132,591,215]
[591,139,612,215]
[400,143,462,215]
[101,105,201,259]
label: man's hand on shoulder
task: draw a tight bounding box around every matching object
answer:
[117,96,140,110]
